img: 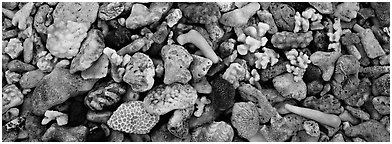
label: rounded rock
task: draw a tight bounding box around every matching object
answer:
[273,73,307,101]
[123,52,155,92]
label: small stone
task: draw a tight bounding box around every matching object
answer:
[354,24,386,59]
[81,54,109,80]
[191,77,212,94]
[165,9,182,28]
[222,63,246,89]
[334,2,360,22]
[22,37,33,63]
[257,10,278,34]
[123,52,155,92]
[41,123,88,142]
[269,3,296,31]
[5,38,23,59]
[2,84,24,114]
[126,3,172,29]
[190,55,213,81]
[273,73,307,101]
[161,45,193,84]
[216,2,235,12]
[309,2,333,14]
[178,2,221,24]
[303,94,341,114]
[53,2,99,24]
[167,107,194,138]
[85,82,126,111]
[344,78,371,107]
[372,96,390,115]
[70,29,105,73]
[219,3,260,27]
[104,26,133,50]
[5,70,21,84]
[306,80,324,96]
[12,2,34,30]
[331,55,360,100]
[46,20,90,59]
[260,114,304,142]
[86,110,112,123]
[345,120,389,142]
[359,66,389,79]
[98,2,124,21]
[303,120,320,137]
[346,106,370,121]
[7,60,35,72]
[19,70,45,89]
[372,73,389,96]
[209,76,235,112]
[31,67,97,116]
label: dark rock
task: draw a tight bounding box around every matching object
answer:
[344,78,371,107]
[86,124,107,142]
[303,64,323,82]
[67,100,88,126]
[104,26,133,50]
[31,67,97,116]
[345,106,370,121]
[209,76,235,112]
[363,100,382,120]
[312,31,329,52]
[189,104,219,129]
[284,2,311,12]
[259,61,289,81]
[41,123,89,142]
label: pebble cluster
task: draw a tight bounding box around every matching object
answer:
[1,2,390,142]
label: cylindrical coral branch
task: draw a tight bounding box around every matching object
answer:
[254,47,280,69]
[271,31,313,50]
[285,49,311,82]
[283,104,341,128]
[177,30,220,63]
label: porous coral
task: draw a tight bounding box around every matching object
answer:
[285,49,311,82]
[167,106,194,138]
[191,121,234,142]
[52,2,99,24]
[231,102,260,140]
[271,31,313,50]
[222,63,246,89]
[4,38,23,59]
[254,47,280,69]
[143,83,198,115]
[161,45,193,84]
[194,96,211,117]
[107,101,159,134]
[293,12,309,33]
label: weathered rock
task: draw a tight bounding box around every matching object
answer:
[167,107,194,138]
[346,106,370,121]
[161,45,193,84]
[190,55,213,81]
[178,2,221,24]
[98,2,124,21]
[273,73,307,101]
[210,76,235,112]
[85,81,127,111]
[372,74,390,96]
[259,61,288,81]
[370,2,390,27]
[123,52,155,92]
[334,2,359,22]
[81,54,109,79]
[257,10,278,34]
[70,29,105,73]
[331,55,360,100]
[4,38,23,59]
[191,121,234,142]
[41,123,89,142]
[33,4,52,34]
[143,83,198,115]
[303,94,341,114]
[31,67,97,116]
[372,96,390,115]
[104,26,133,50]
[219,3,260,27]
[309,2,333,14]
[345,120,389,142]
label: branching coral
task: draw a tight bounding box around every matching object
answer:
[237,22,269,55]
[107,101,160,134]
[249,69,260,85]
[285,49,311,82]
[293,12,309,33]
[254,47,280,69]
[194,96,211,117]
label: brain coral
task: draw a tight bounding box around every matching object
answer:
[107,101,159,134]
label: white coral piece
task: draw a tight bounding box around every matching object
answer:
[254,47,280,69]
[41,110,68,126]
[194,96,211,117]
[249,69,260,85]
[285,49,311,82]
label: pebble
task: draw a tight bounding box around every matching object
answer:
[81,54,109,80]
[126,3,172,29]
[4,38,23,59]
[53,2,99,24]
[190,54,213,81]
[98,2,124,21]
[331,55,360,100]
[19,69,45,89]
[161,45,193,84]
[257,10,278,34]
[372,96,390,115]
[41,123,88,142]
[370,2,390,27]
[5,70,21,84]
[219,3,260,27]
[123,52,155,92]
[303,94,341,114]
[309,2,333,14]
[191,77,212,94]
[269,3,296,31]
[346,106,370,121]
[259,61,289,81]
[178,2,221,24]
[273,73,307,101]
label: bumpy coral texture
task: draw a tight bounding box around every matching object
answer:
[285,49,311,82]
[210,76,235,112]
[254,47,280,69]
[222,63,246,89]
[236,22,269,55]
[271,31,313,50]
[191,121,234,142]
[231,102,260,140]
[123,52,155,92]
[143,83,198,115]
[46,20,89,59]
[107,101,159,134]
[85,82,127,111]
